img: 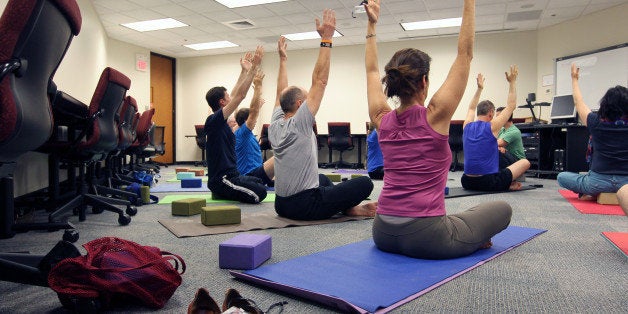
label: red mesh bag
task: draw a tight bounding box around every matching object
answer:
[48,237,185,310]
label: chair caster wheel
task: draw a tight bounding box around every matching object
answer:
[91,206,104,214]
[118,214,131,225]
[62,229,79,243]
[126,206,138,216]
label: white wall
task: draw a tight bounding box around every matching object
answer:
[176,30,538,162]
[535,3,628,120]
[106,39,151,109]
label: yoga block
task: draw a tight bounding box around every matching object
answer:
[193,169,205,176]
[181,178,202,188]
[219,234,271,270]
[140,186,150,204]
[171,198,206,216]
[325,174,341,182]
[597,193,619,205]
[176,172,195,180]
[351,174,364,179]
[202,205,241,226]
[445,187,449,195]
[175,167,190,173]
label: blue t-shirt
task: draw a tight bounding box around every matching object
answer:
[587,113,628,175]
[463,121,498,175]
[234,124,263,175]
[204,108,238,186]
[366,130,383,172]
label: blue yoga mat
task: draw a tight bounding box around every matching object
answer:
[151,182,274,193]
[232,226,546,313]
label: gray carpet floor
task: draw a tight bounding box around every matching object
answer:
[1,167,626,313]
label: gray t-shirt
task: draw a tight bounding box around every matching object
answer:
[269,104,319,197]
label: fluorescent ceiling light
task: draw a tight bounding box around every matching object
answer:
[215,0,289,8]
[283,30,343,41]
[184,41,239,50]
[121,18,187,32]
[401,17,462,31]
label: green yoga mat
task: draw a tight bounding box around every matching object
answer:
[166,177,208,182]
[158,193,276,204]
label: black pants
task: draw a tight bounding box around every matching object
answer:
[275,175,374,221]
[208,174,267,204]
[368,166,384,180]
[499,151,518,169]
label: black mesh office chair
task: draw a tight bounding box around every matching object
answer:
[194,124,207,166]
[327,122,354,169]
[449,120,464,172]
[258,123,271,161]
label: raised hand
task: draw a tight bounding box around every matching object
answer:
[316,9,336,40]
[477,73,485,89]
[240,51,253,72]
[253,70,265,88]
[365,0,380,24]
[278,36,287,59]
[571,63,579,81]
[505,65,518,83]
[251,45,264,67]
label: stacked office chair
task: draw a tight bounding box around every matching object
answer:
[42,67,136,226]
[449,120,464,172]
[258,123,271,161]
[0,0,82,240]
[194,124,207,166]
[327,122,354,169]
[0,0,83,287]
[125,108,156,172]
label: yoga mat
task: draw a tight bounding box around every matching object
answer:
[150,182,210,193]
[445,185,537,198]
[158,193,276,204]
[601,232,628,258]
[166,176,208,182]
[332,169,368,174]
[232,226,546,314]
[558,190,625,216]
[159,209,371,238]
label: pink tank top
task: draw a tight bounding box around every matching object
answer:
[377,105,451,217]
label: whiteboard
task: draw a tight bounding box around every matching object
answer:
[555,44,627,111]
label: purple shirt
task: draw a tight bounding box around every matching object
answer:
[377,105,450,218]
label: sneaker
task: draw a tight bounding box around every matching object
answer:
[188,288,221,314]
[222,289,262,314]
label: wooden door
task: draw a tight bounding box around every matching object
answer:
[150,53,175,163]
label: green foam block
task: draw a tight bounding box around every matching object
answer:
[171,198,206,216]
[325,174,341,182]
[140,186,151,204]
[202,205,241,226]
[351,174,364,179]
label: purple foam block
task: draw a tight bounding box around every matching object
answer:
[219,234,271,270]
[181,178,202,188]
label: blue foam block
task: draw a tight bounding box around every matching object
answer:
[181,178,202,188]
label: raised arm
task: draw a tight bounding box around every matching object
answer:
[491,65,518,135]
[305,9,335,116]
[427,0,475,134]
[245,70,265,130]
[275,36,288,109]
[571,63,591,126]
[364,0,391,129]
[463,73,484,128]
[223,46,264,119]
[231,52,253,96]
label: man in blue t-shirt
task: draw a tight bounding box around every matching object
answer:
[366,122,384,180]
[461,69,530,191]
[234,96,274,186]
[204,46,268,204]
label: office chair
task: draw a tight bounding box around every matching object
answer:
[258,123,271,161]
[43,67,135,226]
[0,0,81,240]
[194,124,207,166]
[327,122,354,169]
[449,120,464,172]
[0,0,83,287]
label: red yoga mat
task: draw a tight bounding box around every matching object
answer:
[558,190,625,216]
[601,232,628,258]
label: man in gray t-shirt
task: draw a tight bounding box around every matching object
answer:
[268,11,376,221]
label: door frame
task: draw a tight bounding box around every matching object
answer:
[150,52,176,163]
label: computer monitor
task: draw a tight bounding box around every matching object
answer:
[550,94,577,125]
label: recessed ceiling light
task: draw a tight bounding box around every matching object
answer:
[184,41,239,50]
[401,17,462,31]
[121,18,187,32]
[283,30,343,41]
[215,0,289,8]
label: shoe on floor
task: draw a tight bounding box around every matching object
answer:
[188,288,221,314]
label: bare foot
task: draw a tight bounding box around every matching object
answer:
[509,181,522,191]
[479,240,493,249]
[346,202,377,217]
